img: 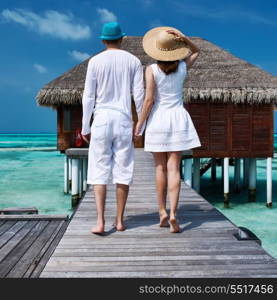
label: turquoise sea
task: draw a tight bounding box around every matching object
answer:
[0,134,72,216]
[0,133,276,259]
[201,134,277,259]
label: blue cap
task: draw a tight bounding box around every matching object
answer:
[100,22,126,40]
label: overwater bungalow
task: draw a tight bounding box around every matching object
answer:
[36,36,277,206]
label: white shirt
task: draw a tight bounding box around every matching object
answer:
[81,49,145,135]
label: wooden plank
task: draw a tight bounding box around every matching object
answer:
[72,210,222,217]
[0,207,38,215]
[56,243,261,250]
[67,218,233,227]
[58,237,237,245]
[0,221,27,249]
[62,225,236,236]
[43,263,277,273]
[29,220,68,278]
[0,221,16,236]
[44,256,276,266]
[48,253,273,262]
[7,220,67,278]
[61,230,238,238]
[0,221,38,268]
[52,249,266,258]
[69,214,229,221]
[41,268,277,278]
[0,214,68,221]
[0,221,48,278]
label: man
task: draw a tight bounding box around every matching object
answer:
[81,22,145,234]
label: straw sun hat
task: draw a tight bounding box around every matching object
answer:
[143,26,190,61]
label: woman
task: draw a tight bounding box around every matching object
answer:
[134,27,201,233]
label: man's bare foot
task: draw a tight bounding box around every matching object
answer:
[159,212,169,227]
[169,218,180,233]
[91,221,105,234]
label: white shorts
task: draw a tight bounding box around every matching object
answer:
[87,109,134,185]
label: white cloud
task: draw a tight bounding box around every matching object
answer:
[97,8,117,23]
[69,50,90,62]
[34,63,47,74]
[1,9,91,40]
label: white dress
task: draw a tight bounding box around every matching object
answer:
[144,61,201,152]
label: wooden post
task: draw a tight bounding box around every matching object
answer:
[82,157,87,192]
[184,158,192,187]
[224,157,229,208]
[234,158,241,193]
[68,158,72,191]
[71,158,79,207]
[243,158,249,188]
[69,158,72,181]
[64,155,69,194]
[221,158,224,184]
[211,158,216,181]
[193,158,200,193]
[78,158,83,198]
[248,158,256,202]
[266,157,272,208]
[85,157,88,182]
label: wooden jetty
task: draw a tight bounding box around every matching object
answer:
[0,214,68,278]
[41,150,277,278]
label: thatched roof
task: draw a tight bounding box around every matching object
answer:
[36,36,277,107]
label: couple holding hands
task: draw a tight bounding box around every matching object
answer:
[81,22,201,234]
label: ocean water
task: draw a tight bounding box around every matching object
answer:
[0,134,72,216]
[0,133,276,259]
[200,134,277,259]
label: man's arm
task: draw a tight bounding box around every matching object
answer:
[81,60,97,139]
[132,61,146,135]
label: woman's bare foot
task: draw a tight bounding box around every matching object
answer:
[114,218,126,231]
[116,222,126,231]
[91,220,105,234]
[159,212,169,227]
[169,218,180,233]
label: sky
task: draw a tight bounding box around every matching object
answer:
[0,0,277,133]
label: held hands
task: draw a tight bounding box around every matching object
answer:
[133,122,143,142]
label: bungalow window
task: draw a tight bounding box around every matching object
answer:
[63,106,71,131]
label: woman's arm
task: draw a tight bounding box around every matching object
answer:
[167,30,200,70]
[134,65,155,137]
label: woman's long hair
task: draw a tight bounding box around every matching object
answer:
[157,60,179,75]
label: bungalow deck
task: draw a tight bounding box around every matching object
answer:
[40,149,277,278]
[0,214,68,278]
